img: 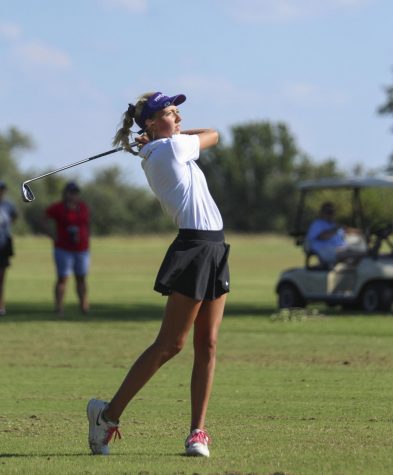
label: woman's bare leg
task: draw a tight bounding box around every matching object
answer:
[190,294,226,431]
[105,292,203,422]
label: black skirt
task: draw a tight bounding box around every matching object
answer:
[0,236,13,268]
[154,229,230,301]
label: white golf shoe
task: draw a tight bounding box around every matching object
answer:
[87,399,121,455]
[185,429,210,457]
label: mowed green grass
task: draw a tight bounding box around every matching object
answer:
[1,234,393,475]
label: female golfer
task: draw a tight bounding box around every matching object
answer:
[87,92,230,458]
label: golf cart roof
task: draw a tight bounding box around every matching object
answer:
[298,176,393,191]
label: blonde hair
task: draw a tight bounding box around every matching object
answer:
[112,92,155,151]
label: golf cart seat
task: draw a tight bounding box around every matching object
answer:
[303,237,329,269]
[292,232,328,269]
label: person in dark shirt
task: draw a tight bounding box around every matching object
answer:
[0,181,18,316]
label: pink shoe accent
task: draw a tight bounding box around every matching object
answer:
[186,429,210,446]
[104,426,121,445]
[185,429,210,457]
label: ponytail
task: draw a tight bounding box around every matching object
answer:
[112,104,135,151]
[112,92,155,151]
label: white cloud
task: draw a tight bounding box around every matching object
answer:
[218,0,375,23]
[282,82,348,106]
[0,22,22,40]
[100,0,147,12]
[0,22,72,70]
[16,40,72,69]
[169,74,259,105]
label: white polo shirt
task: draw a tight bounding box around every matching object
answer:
[140,134,223,230]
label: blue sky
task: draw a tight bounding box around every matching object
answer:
[1,0,392,186]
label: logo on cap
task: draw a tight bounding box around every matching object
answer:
[153,93,165,103]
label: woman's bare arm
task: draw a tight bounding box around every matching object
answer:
[181,129,219,150]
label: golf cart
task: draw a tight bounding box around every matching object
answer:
[276,177,393,312]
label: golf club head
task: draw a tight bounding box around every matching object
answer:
[21,182,35,203]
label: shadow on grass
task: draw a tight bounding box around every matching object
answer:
[1,301,279,323]
[0,452,206,460]
[0,453,89,458]
[1,302,374,323]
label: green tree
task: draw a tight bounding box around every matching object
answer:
[0,127,32,171]
[200,122,342,232]
[378,68,393,166]
[22,174,66,234]
[0,124,347,235]
[0,127,34,233]
[83,167,174,235]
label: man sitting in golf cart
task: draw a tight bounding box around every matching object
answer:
[306,201,367,267]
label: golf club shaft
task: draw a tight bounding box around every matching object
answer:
[25,144,136,185]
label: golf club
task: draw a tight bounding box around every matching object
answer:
[21,143,138,203]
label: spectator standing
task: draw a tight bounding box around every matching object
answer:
[44,182,90,316]
[0,181,18,316]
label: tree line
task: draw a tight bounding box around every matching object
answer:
[2,69,393,236]
[1,123,343,236]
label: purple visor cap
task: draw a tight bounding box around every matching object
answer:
[136,92,186,131]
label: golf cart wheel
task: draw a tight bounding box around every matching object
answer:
[278,283,305,309]
[359,283,393,313]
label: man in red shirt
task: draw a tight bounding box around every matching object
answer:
[44,182,90,316]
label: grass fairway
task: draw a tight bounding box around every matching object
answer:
[1,234,393,475]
